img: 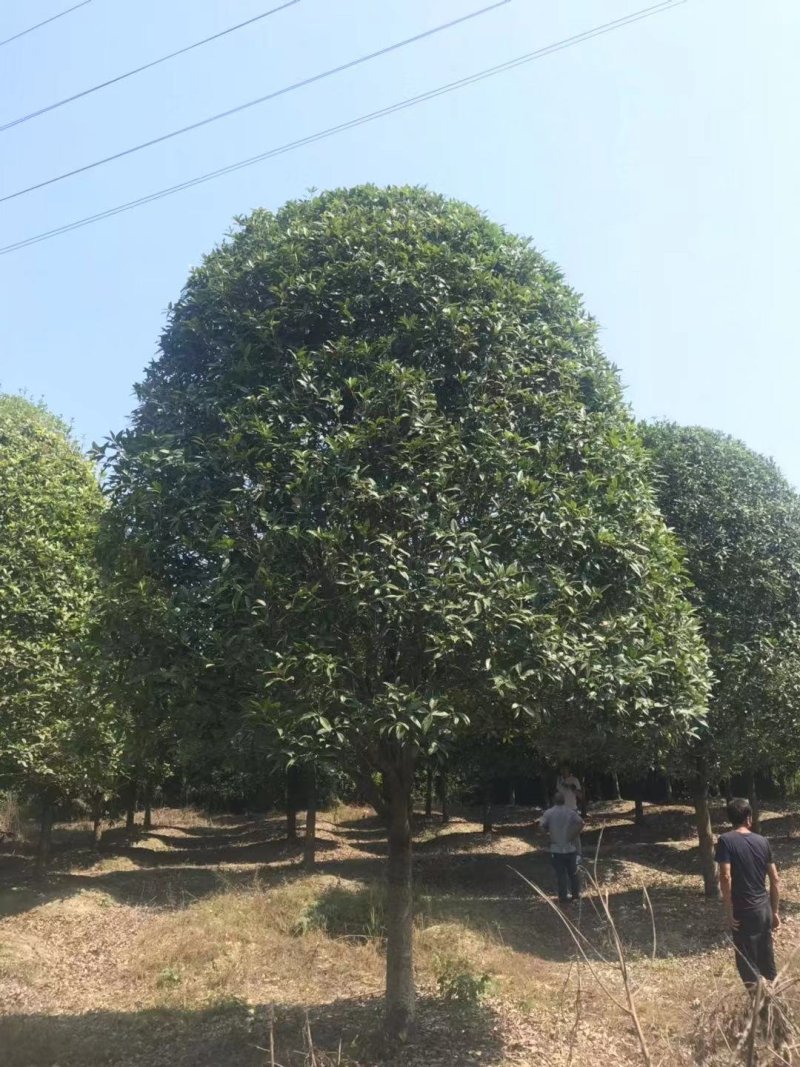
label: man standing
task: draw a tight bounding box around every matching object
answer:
[556,764,583,812]
[715,797,780,988]
[540,791,584,904]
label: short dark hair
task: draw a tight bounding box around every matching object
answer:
[727,797,753,827]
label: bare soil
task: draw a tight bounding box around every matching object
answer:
[1,800,799,1065]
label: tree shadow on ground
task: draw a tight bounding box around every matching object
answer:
[0,994,507,1067]
[0,855,318,916]
[306,858,729,964]
[760,810,800,838]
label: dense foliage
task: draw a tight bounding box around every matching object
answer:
[643,423,800,777]
[0,395,109,823]
[101,185,711,1035]
[642,423,800,894]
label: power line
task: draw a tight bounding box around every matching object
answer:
[1,0,300,133]
[0,0,510,205]
[0,0,94,49]
[0,0,687,258]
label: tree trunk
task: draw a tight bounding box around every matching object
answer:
[482,784,492,836]
[303,764,317,871]
[424,768,433,818]
[287,806,297,841]
[91,791,103,849]
[664,776,673,804]
[634,795,644,825]
[142,782,153,832]
[611,770,622,801]
[438,772,449,824]
[35,802,54,880]
[384,764,415,1042]
[356,770,388,821]
[286,766,300,841]
[125,779,137,834]
[747,770,760,831]
[693,779,720,898]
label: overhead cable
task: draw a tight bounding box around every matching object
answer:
[0,0,687,257]
[0,0,510,204]
[0,1,94,49]
[1,0,300,132]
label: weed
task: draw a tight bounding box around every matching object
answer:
[433,952,494,1007]
[156,966,182,988]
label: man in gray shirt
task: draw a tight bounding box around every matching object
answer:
[539,791,584,904]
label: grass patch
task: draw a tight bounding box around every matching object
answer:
[296,882,386,939]
[130,875,384,1007]
[135,836,171,852]
[0,935,42,985]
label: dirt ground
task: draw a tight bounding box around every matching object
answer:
[1,799,799,1066]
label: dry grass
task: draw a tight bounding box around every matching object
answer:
[131,875,385,1009]
[2,801,800,1065]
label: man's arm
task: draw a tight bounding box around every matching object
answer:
[768,862,781,930]
[569,813,585,841]
[718,862,739,931]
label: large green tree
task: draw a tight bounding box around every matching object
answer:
[0,395,107,869]
[642,422,800,894]
[104,186,709,1038]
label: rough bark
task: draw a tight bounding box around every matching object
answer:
[482,784,492,836]
[35,802,54,880]
[125,779,137,834]
[91,791,103,849]
[286,807,298,841]
[286,766,300,841]
[438,772,449,824]
[303,764,317,871]
[143,783,153,832]
[384,757,415,1042]
[424,768,433,818]
[693,779,720,898]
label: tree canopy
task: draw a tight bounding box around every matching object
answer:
[103,185,711,1036]
[0,394,108,813]
[642,422,800,778]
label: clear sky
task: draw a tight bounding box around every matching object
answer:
[1,0,798,483]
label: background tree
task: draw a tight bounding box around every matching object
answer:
[0,395,106,872]
[642,422,800,895]
[103,186,710,1038]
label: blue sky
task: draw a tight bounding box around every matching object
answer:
[1,0,798,483]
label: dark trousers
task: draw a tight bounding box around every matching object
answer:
[551,851,580,901]
[732,904,777,987]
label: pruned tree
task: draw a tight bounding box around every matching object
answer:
[0,395,107,872]
[642,422,800,895]
[102,186,709,1038]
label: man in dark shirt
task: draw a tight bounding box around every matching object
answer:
[715,796,780,988]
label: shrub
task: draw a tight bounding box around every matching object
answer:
[433,953,493,1006]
